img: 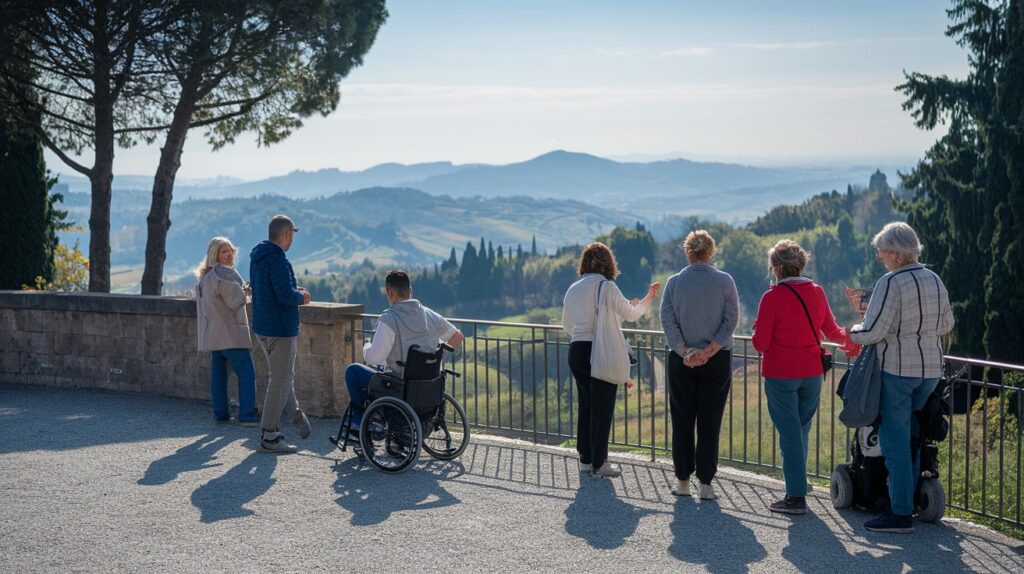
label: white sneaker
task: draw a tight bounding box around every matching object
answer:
[592,462,622,478]
[699,483,717,500]
[671,479,691,497]
[579,461,593,472]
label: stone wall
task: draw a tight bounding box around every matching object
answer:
[0,291,364,418]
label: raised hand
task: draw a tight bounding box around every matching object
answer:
[647,281,661,299]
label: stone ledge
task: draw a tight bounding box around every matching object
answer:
[0,290,363,323]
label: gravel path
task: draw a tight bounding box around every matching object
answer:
[1,384,1022,573]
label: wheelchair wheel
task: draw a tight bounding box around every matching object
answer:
[830,464,854,509]
[916,478,945,523]
[360,397,422,474]
[422,392,470,461]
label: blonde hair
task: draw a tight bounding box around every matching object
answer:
[683,230,715,263]
[768,239,809,279]
[195,236,238,279]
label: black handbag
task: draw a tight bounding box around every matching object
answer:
[779,282,833,375]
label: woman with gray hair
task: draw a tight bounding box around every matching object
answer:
[195,236,258,425]
[850,221,954,533]
[660,230,739,499]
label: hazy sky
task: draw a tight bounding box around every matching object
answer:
[46,0,970,180]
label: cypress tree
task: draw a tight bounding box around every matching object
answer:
[0,110,61,289]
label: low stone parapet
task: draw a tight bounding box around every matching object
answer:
[0,291,363,417]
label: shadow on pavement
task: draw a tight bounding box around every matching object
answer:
[138,434,231,485]
[564,477,656,549]
[190,449,278,523]
[332,456,464,526]
[0,385,213,453]
[669,497,768,573]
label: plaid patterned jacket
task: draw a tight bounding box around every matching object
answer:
[849,263,954,379]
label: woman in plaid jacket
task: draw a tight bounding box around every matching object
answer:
[850,222,954,533]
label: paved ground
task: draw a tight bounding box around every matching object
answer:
[1,385,1023,573]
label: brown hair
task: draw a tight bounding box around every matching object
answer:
[768,239,809,279]
[578,242,618,280]
[683,230,715,263]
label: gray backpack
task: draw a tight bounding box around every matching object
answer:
[837,344,882,428]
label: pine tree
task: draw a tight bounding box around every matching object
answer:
[897,0,1014,359]
[983,0,1024,363]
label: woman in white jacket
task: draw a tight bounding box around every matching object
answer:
[562,242,659,478]
[196,236,258,425]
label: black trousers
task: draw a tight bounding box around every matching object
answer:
[668,349,731,483]
[568,341,619,468]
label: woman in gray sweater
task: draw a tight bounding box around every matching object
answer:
[660,230,739,499]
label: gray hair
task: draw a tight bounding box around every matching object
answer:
[872,221,922,262]
[268,214,296,240]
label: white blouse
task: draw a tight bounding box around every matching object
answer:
[561,273,648,343]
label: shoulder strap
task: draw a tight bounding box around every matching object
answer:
[594,280,607,317]
[779,282,822,348]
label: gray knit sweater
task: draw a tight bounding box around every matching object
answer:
[659,263,739,355]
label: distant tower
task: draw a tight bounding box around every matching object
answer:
[869,169,890,193]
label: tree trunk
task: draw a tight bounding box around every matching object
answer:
[88,7,114,293]
[140,90,196,295]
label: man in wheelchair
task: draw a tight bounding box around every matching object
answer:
[344,269,465,437]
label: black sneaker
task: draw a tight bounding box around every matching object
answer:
[769,496,807,515]
[864,513,914,533]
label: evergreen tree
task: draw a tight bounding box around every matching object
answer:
[898,0,1020,360]
[983,0,1024,362]
[458,241,479,301]
[0,107,64,289]
[596,226,656,297]
[442,247,458,272]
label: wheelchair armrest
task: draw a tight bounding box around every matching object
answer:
[440,342,454,353]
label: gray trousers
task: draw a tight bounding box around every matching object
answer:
[256,335,301,435]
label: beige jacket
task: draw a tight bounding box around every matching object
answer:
[196,265,252,351]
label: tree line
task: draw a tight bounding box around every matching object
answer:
[301,185,894,336]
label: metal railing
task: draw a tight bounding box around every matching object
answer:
[347,314,1024,528]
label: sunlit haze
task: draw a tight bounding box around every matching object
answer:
[46,0,969,181]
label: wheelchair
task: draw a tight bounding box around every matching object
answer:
[329,343,470,473]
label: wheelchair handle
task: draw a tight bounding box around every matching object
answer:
[444,368,461,378]
[440,342,455,353]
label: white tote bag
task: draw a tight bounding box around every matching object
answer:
[589,280,631,385]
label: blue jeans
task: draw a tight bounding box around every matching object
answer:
[878,371,939,516]
[345,364,377,428]
[765,376,822,497]
[210,349,258,422]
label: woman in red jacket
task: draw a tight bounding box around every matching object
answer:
[752,240,858,515]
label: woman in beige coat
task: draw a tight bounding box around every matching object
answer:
[196,237,258,425]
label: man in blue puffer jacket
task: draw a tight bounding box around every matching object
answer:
[250,215,312,454]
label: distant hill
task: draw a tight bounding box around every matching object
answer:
[55,151,907,223]
[57,186,631,281]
